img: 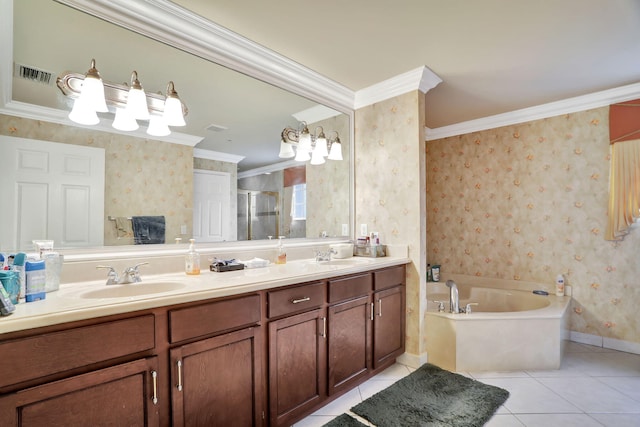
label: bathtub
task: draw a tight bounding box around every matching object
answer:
[426,276,571,372]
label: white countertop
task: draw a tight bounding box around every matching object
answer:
[1,256,410,334]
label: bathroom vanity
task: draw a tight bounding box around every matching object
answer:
[0,257,407,427]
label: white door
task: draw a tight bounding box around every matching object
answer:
[193,170,231,242]
[0,135,105,251]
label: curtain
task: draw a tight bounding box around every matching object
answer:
[606,99,640,240]
[606,139,640,240]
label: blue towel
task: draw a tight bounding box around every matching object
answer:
[131,216,166,244]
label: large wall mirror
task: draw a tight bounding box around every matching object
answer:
[0,0,353,252]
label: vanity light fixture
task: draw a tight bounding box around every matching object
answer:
[56,59,188,136]
[280,122,342,165]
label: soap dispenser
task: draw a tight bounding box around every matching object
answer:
[185,239,200,275]
[276,236,287,265]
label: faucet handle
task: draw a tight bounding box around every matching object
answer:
[432,300,445,312]
[96,265,119,285]
[464,302,479,314]
[124,262,148,283]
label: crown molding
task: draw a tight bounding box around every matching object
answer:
[56,0,355,114]
[426,82,640,140]
[354,66,443,110]
[193,148,244,164]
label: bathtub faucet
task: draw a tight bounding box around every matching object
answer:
[445,280,460,313]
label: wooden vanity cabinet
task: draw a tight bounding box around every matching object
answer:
[372,267,406,369]
[168,295,263,427]
[0,263,406,427]
[0,314,160,427]
[326,274,372,396]
[0,357,160,427]
[267,281,326,427]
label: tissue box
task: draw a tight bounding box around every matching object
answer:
[330,243,353,259]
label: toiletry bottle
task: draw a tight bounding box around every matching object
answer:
[276,236,287,264]
[185,239,200,275]
[11,253,26,302]
[555,274,565,296]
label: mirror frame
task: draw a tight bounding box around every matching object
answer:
[0,0,355,258]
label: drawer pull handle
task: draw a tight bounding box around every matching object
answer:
[321,317,327,338]
[371,303,374,321]
[291,297,311,304]
[151,370,158,404]
[378,299,383,317]
[177,360,183,391]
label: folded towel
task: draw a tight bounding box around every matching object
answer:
[114,216,133,238]
[131,216,166,244]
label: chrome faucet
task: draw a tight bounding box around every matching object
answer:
[314,248,337,262]
[446,280,460,313]
[97,262,148,285]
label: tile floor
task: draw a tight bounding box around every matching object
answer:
[294,342,640,427]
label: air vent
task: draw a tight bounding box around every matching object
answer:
[14,63,54,85]
[206,124,228,132]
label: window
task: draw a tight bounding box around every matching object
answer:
[291,183,306,220]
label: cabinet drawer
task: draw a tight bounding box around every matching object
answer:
[373,265,405,291]
[0,315,155,389]
[169,294,260,343]
[268,282,324,318]
[328,273,372,303]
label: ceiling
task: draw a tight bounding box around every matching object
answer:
[174,0,640,128]
[9,0,640,171]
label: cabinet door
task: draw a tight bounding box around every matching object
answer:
[327,295,371,395]
[170,327,262,427]
[269,309,326,427]
[373,286,405,369]
[0,357,160,427]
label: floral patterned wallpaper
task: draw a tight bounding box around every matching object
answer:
[355,91,427,356]
[0,114,193,246]
[427,107,640,345]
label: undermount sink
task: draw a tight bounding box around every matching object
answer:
[79,281,186,299]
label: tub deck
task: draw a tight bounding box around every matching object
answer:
[426,275,571,372]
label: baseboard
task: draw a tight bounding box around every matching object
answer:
[570,331,640,355]
[396,352,428,369]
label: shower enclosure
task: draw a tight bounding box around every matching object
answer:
[237,190,280,240]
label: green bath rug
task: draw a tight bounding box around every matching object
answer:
[322,413,367,427]
[351,363,509,427]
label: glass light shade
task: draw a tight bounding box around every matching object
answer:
[112,107,139,131]
[315,136,328,157]
[163,81,186,127]
[79,75,108,113]
[147,115,171,137]
[310,146,326,165]
[278,140,295,158]
[297,132,312,152]
[328,141,343,161]
[125,87,150,120]
[68,97,99,125]
[294,146,311,162]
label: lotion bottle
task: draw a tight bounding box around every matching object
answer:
[185,239,200,275]
[276,236,287,264]
[555,274,565,296]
